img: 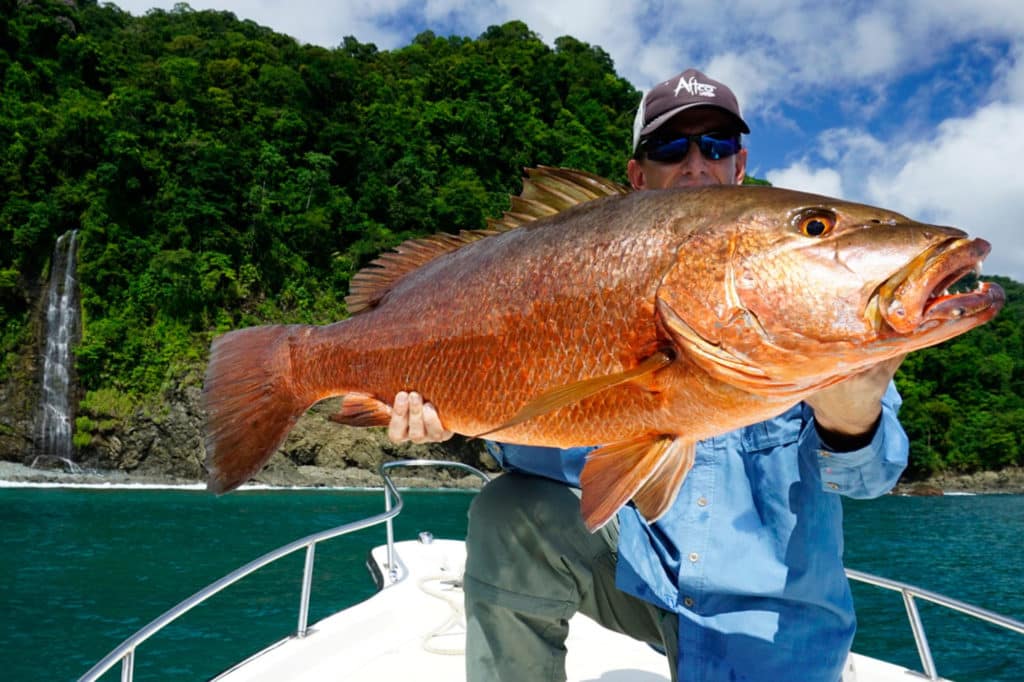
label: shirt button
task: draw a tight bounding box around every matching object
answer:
[684,597,695,608]
[696,496,708,507]
[826,481,840,490]
[688,552,700,563]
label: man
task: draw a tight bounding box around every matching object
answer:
[389,69,908,681]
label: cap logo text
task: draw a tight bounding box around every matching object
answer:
[674,76,716,98]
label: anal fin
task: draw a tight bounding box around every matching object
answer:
[579,435,696,532]
[329,393,392,427]
[631,439,696,523]
[579,435,670,532]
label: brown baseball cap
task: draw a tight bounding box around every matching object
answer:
[632,68,750,152]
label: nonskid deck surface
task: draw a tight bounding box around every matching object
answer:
[212,538,947,682]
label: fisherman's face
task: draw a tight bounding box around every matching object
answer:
[628,108,747,190]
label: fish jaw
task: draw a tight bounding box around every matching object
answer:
[874,237,1004,334]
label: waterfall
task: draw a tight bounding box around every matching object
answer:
[36,230,80,462]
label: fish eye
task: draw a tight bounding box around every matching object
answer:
[795,211,836,237]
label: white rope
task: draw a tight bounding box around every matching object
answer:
[417,574,467,656]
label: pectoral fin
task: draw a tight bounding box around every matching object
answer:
[473,351,673,439]
[579,435,696,532]
[329,393,393,427]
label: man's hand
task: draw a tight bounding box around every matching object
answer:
[805,355,905,449]
[387,391,454,444]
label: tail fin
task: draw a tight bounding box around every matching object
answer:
[202,325,313,493]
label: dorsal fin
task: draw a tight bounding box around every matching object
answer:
[345,166,630,314]
[344,229,498,314]
[486,166,630,230]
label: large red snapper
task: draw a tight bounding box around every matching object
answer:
[202,168,1004,531]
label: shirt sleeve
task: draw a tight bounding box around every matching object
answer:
[802,381,909,499]
[484,441,592,488]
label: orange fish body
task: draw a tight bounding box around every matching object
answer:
[297,191,773,440]
[203,168,1004,530]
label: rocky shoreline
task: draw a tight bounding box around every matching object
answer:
[2,394,499,491]
[0,452,493,491]
[4,458,1023,496]
[0,459,490,491]
[890,466,1024,496]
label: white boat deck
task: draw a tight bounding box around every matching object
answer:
[213,537,946,682]
[215,539,671,681]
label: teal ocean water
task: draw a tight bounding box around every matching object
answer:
[2,485,1021,681]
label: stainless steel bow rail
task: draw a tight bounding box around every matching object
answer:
[844,568,1024,681]
[78,459,490,682]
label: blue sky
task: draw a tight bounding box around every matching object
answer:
[114,1,1024,282]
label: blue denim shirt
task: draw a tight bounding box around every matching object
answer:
[486,383,909,682]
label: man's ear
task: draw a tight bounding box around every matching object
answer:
[627,158,647,190]
[734,148,748,185]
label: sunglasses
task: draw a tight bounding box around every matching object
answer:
[639,132,742,163]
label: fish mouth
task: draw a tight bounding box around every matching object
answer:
[874,237,1004,334]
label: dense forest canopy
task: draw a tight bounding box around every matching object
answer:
[1,0,1021,477]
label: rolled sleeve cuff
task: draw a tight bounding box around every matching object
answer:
[809,402,909,499]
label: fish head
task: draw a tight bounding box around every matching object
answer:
[656,186,1006,394]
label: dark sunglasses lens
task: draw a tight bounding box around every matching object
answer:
[646,137,690,163]
[698,135,740,160]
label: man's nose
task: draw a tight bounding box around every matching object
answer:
[678,145,706,174]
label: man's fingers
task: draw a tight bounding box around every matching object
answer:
[387,391,452,444]
[407,392,426,443]
[387,391,409,444]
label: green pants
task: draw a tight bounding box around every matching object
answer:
[463,472,678,681]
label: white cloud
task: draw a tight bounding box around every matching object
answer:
[705,49,789,119]
[849,10,907,76]
[1002,43,1024,102]
[865,102,1024,281]
[765,163,844,197]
